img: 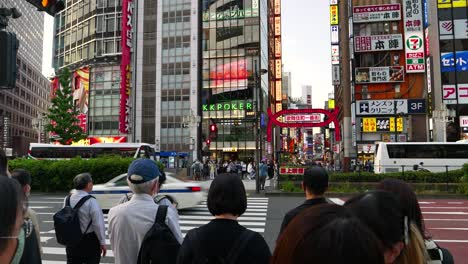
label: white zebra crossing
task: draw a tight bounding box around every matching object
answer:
[35,197,269,263]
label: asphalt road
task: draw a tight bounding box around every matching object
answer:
[29,193,468,263]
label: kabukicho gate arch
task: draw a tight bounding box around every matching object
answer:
[266,107,341,158]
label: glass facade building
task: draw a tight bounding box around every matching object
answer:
[201,0,269,161]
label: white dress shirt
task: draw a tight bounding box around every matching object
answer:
[108,193,183,264]
[63,190,106,246]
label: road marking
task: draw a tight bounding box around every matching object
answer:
[425,219,468,221]
[188,207,268,212]
[40,230,56,234]
[40,236,54,243]
[29,201,63,204]
[194,204,268,209]
[29,206,54,209]
[419,202,436,204]
[43,261,112,264]
[42,247,114,257]
[36,213,55,215]
[420,207,468,209]
[328,198,345,205]
[422,212,468,215]
[430,228,468,231]
[200,202,268,206]
[435,239,468,243]
[448,202,464,204]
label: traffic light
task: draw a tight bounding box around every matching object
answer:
[0,31,19,89]
[209,123,217,140]
[26,0,65,16]
[206,139,211,146]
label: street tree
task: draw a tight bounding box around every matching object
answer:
[45,68,87,145]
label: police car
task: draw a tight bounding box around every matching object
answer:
[91,172,206,210]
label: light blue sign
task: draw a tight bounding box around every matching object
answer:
[441,51,468,72]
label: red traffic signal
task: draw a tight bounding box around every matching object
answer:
[210,124,217,132]
[206,139,211,145]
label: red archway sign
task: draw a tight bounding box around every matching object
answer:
[267,107,341,142]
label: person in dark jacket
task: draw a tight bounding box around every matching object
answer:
[278,166,330,237]
[177,173,271,264]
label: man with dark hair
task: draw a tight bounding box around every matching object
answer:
[11,169,42,264]
[64,173,106,264]
[278,166,330,236]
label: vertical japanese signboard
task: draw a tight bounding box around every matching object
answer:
[120,0,134,134]
[403,0,426,73]
[330,5,339,25]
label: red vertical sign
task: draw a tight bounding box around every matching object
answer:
[120,0,134,134]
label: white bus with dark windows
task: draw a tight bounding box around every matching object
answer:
[374,142,468,174]
[28,143,155,160]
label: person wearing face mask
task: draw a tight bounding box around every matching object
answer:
[0,176,27,264]
[11,169,42,264]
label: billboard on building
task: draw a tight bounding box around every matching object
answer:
[438,0,467,8]
[355,66,404,84]
[208,58,248,95]
[440,51,468,72]
[356,99,426,116]
[72,68,89,133]
[403,0,426,73]
[202,0,259,21]
[439,19,468,40]
[120,0,134,134]
[330,5,339,25]
[361,117,404,132]
[355,34,403,52]
[353,4,401,23]
[443,84,468,104]
[331,45,340,64]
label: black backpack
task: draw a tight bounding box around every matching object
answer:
[53,195,94,246]
[137,205,181,264]
[191,228,255,264]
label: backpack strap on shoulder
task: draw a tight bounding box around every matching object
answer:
[73,195,94,210]
[65,194,71,207]
[155,205,168,224]
[226,229,256,264]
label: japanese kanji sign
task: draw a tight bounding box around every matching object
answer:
[356,99,426,116]
[331,45,340,64]
[355,34,403,52]
[439,20,468,40]
[353,4,401,23]
[403,0,426,73]
[438,0,467,8]
[362,117,403,132]
[331,25,339,44]
[279,167,306,175]
[355,66,404,84]
[285,114,321,123]
[441,51,468,72]
[330,5,339,25]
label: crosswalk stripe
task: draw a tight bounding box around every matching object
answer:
[43,261,113,264]
[29,201,64,204]
[42,247,114,257]
[30,206,54,209]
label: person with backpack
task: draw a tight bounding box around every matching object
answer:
[177,173,271,264]
[191,160,203,181]
[108,159,183,264]
[57,173,106,264]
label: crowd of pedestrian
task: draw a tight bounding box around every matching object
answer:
[0,148,455,263]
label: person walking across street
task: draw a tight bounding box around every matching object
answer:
[278,166,330,236]
[177,173,271,264]
[108,159,183,264]
[258,161,268,191]
[191,160,203,181]
[64,173,107,264]
[11,169,42,264]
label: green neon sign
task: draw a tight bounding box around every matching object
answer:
[202,102,253,111]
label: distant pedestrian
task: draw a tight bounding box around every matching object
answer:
[377,179,454,264]
[0,148,10,177]
[241,161,247,179]
[209,160,216,180]
[203,161,210,180]
[63,173,107,264]
[11,169,42,264]
[258,161,268,190]
[0,177,27,264]
[191,160,203,181]
[177,173,271,264]
[278,166,330,236]
[109,159,183,264]
[272,204,384,264]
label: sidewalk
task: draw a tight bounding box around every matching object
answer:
[196,177,273,193]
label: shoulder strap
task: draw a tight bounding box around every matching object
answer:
[65,195,71,207]
[155,205,168,224]
[226,229,256,264]
[73,195,94,210]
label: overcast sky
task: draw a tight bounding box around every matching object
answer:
[42,1,332,108]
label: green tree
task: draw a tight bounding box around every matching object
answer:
[45,68,87,145]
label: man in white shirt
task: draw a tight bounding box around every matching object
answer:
[65,173,107,264]
[108,159,183,264]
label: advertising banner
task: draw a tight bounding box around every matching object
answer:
[120,0,134,134]
[358,144,376,154]
[438,0,468,8]
[209,58,248,95]
[72,68,89,133]
[331,25,339,44]
[355,66,404,84]
[331,45,340,64]
[355,34,403,52]
[443,84,468,104]
[356,99,426,116]
[403,0,426,73]
[279,167,305,175]
[284,114,321,123]
[330,5,339,25]
[441,51,468,72]
[460,116,468,128]
[353,4,401,23]
[362,117,403,132]
[202,0,259,21]
[439,20,468,40]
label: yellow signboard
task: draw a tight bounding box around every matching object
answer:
[363,118,377,132]
[389,117,404,132]
[330,5,339,25]
[328,99,335,110]
[438,0,467,8]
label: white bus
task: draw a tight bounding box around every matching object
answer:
[28,143,155,160]
[374,142,468,174]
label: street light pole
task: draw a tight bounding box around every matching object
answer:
[254,60,260,194]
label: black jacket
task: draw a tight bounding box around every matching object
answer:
[278,197,329,237]
[177,219,271,264]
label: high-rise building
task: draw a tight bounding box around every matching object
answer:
[52,0,123,139]
[0,0,50,155]
[302,84,312,106]
[201,0,270,162]
[282,71,291,99]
